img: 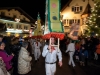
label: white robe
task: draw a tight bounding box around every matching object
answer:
[33,41,41,60]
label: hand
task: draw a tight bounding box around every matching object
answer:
[48,45,52,52]
[48,45,51,50]
[58,61,62,67]
[12,53,14,56]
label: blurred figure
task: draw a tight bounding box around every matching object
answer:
[0,35,3,43]
[65,40,75,67]
[85,37,93,61]
[18,42,32,75]
[79,46,88,66]
[10,38,21,75]
[96,42,100,63]
[33,39,41,62]
[74,41,80,62]
[3,36,12,55]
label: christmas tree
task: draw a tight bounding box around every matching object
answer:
[86,1,100,36]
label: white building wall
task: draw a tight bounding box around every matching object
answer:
[61,0,94,33]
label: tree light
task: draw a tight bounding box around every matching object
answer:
[96,34,98,36]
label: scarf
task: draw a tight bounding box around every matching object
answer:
[51,46,55,52]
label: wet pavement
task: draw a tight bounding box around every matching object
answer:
[28,51,100,75]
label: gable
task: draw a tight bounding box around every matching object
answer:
[61,0,94,12]
[82,3,91,15]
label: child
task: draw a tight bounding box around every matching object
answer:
[79,47,88,66]
[74,42,80,62]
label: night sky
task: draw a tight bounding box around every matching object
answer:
[0,0,68,21]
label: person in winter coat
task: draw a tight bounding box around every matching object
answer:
[96,42,100,63]
[18,41,32,75]
[79,46,88,66]
[0,57,10,75]
[0,42,14,71]
[10,38,21,75]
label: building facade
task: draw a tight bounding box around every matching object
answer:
[0,7,35,37]
[61,0,94,35]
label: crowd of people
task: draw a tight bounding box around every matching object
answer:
[64,35,100,67]
[0,34,100,75]
[0,35,42,75]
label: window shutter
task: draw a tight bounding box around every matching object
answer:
[80,6,83,11]
[63,19,66,25]
[72,6,74,12]
[69,19,73,24]
[78,19,80,24]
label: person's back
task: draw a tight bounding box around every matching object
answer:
[18,42,32,75]
[67,42,75,52]
[66,40,75,67]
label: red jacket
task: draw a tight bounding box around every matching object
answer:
[96,44,100,54]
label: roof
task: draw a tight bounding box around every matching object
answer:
[81,3,91,15]
[0,7,35,23]
[61,0,72,12]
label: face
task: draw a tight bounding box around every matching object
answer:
[82,47,84,50]
[51,37,55,44]
[0,43,5,50]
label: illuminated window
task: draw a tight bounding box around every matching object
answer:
[69,19,80,25]
[63,19,80,25]
[24,26,28,30]
[16,24,21,29]
[67,19,69,24]
[16,25,18,28]
[11,24,13,28]
[1,12,5,16]
[72,6,83,13]
[19,25,21,29]
[7,23,13,28]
